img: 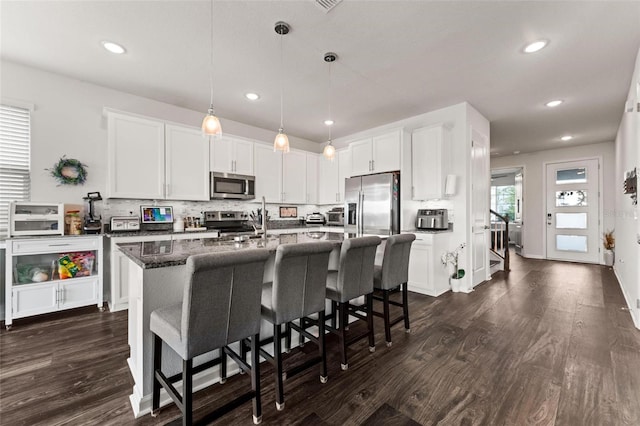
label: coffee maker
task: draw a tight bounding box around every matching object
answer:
[83,192,103,234]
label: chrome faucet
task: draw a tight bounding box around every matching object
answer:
[261,196,267,239]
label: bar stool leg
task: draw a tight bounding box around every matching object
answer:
[367,294,376,352]
[285,322,292,353]
[250,333,262,424]
[151,333,162,417]
[331,301,338,329]
[318,310,328,383]
[339,302,349,370]
[182,359,193,426]
[220,346,227,384]
[402,283,410,333]
[382,290,392,346]
[273,324,285,411]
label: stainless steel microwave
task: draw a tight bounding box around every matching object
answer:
[210,172,255,200]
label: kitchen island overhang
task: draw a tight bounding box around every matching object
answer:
[118,230,379,418]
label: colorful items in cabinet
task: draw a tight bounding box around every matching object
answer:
[58,252,95,279]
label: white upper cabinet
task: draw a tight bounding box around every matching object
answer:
[107,112,210,200]
[107,112,165,199]
[210,136,254,175]
[282,150,307,203]
[254,143,283,203]
[165,124,210,201]
[338,149,351,203]
[306,154,319,204]
[411,123,451,200]
[349,130,401,176]
[318,154,340,204]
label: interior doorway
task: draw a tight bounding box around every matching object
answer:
[545,159,600,263]
[491,167,524,255]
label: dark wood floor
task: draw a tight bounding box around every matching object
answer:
[2,253,639,425]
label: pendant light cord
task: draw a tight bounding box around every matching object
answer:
[279,31,284,129]
[209,0,214,107]
[328,59,332,141]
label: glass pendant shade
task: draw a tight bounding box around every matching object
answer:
[323,141,336,160]
[274,128,290,152]
[202,106,222,136]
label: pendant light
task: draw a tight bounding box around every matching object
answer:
[202,0,222,136]
[273,21,290,153]
[322,52,337,161]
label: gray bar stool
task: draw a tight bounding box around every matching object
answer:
[372,233,416,346]
[259,241,334,411]
[150,249,270,425]
[323,235,381,370]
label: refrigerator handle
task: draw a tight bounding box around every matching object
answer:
[359,191,364,234]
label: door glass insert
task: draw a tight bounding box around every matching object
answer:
[556,168,587,184]
[555,212,587,229]
[556,190,587,207]
[556,235,588,252]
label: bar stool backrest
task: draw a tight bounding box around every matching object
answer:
[379,234,416,290]
[336,236,381,301]
[183,249,271,358]
[272,241,334,324]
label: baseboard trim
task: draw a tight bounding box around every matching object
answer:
[522,253,544,259]
[613,267,640,330]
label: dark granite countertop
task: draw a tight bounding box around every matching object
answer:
[117,230,349,269]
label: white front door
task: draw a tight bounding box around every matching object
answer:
[545,159,600,263]
[471,129,490,287]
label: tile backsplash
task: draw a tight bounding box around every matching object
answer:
[100,199,335,222]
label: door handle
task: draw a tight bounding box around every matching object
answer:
[483,225,490,230]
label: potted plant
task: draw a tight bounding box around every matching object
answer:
[441,243,466,292]
[603,229,615,266]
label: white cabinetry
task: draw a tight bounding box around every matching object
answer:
[165,124,210,201]
[210,136,254,175]
[411,123,451,200]
[4,235,103,328]
[254,144,310,204]
[254,144,283,203]
[407,232,451,297]
[306,154,319,204]
[319,153,340,204]
[338,149,352,203]
[350,131,401,176]
[107,112,209,201]
[282,150,307,203]
[107,231,219,312]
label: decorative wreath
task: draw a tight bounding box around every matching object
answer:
[47,156,88,185]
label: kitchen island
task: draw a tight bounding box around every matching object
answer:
[118,229,364,417]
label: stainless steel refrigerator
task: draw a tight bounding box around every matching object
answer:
[344,172,400,235]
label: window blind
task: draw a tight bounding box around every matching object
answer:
[0,104,31,236]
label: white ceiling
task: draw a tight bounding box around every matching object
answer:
[2,1,639,156]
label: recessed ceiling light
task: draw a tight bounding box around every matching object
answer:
[324,120,334,126]
[561,135,573,141]
[545,100,563,107]
[101,40,126,54]
[245,93,260,101]
[523,40,548,53]
[513,151,521,155]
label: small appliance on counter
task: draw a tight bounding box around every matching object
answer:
[140,205,174,231]
[416,209,449,230]
[110,216,141,232]
[83,192,103,234]
[305,212,326,225]
[325,207,344,226]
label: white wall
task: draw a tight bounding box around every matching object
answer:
[0,61,322,206]
[613,47,640,328]
[491,142,616,260]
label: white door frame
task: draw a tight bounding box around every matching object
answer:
[542,156,604,264]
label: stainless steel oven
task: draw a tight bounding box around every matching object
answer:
[210,172,255,200]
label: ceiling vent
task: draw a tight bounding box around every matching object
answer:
[314,0,342,13]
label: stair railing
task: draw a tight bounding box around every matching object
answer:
[489,209,510,273]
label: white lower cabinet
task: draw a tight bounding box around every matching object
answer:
[407,232,451,297]
[5,235,103,328]
[107,231,220,312]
